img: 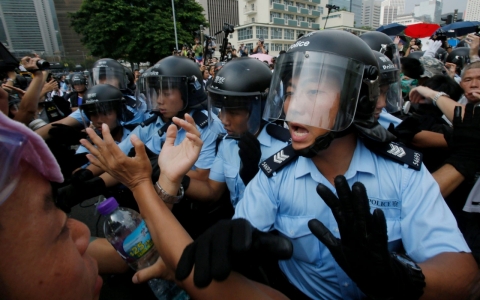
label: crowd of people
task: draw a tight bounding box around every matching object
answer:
[2,28,480,300]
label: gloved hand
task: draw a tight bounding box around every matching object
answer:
[48,123,87,145]
[422,39,442,58]
[55,177,106,213]
[238,131,261,185]
[309,175,425,300]
[388,117,421,145]
[175,218,293,288]
[444,104,480,181]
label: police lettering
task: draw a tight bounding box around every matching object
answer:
[288,41,310,50]
[413,152,421,167]
[382,64,395,70]
[261,161,272,174]
[369,199,399,208]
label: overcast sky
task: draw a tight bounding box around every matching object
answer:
[404,0,468,14]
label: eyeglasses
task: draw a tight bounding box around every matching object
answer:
[0,127,27,206]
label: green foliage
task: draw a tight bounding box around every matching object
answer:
[69,0,208,64]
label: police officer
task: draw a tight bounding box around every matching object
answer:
[56,56,224,211]
[175,30,476,299]
[36,58,146,142]
[75,84,133,159]
[64,73,87,111]
[182,57,289,208]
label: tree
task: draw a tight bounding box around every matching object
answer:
[69,0,208,64]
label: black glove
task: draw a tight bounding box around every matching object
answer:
[388,117,421,145]
[238,132,261,185]
[175,218,293,288]
[309,175,425,300]
[444,104,480,181]
[48,124,87,146]
[55,177,106,213]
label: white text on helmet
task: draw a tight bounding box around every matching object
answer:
[288,41,310,50]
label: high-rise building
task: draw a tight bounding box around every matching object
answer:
[362,0,381,29]
[329,0,363,27]
[379,0,405,25]
[413,0,442,24]
[465,0,480,21]
[52,0,89,63]
[0,0,62,57]
[228,0,323,57]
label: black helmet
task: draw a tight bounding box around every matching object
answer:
[71,74,87,92]
[143,56,206,113]
[447,47,470,74]
[372,51,403,114]
[407,51,425,60]
[359,32,396,59]
[79,84,126,128]
[208,57,272,137]
[263,30,391,157]
[436,47,448,63]
[91,58,128,91]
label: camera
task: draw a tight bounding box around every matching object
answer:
[222,23,235,35]
[36,59,50,70]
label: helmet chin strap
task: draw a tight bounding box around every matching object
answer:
[294,126,353,158]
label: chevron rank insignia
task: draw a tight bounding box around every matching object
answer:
[260,144,297,177]
[378,142,423,171]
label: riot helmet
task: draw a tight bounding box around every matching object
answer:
[359,31,397,61]
[207,57,272,137]
[436,47,448,63]
[447,47,471,75]
[407,51,425,60]
[71,74,87,92]
[79,84,126,131]
[263,30,383,157]
[143,56,206,117]
[91,58,129,91]
[372,51,403,115]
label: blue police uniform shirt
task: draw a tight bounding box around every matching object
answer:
[378,109,402,129]
[68,94,146,127]
[209,125,289,208]
[117,110,224,170]
[234,139,470,300]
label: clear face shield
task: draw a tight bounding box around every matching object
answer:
[208,92,262,138]
[263,51,364,131]
[92,67,127,90]
[143,75,188,115]
[135,75,147,111]
[79,100,124,132]
[379,69,403,113]
[0,127,26,205]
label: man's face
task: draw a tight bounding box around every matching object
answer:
[90,109,118,131]
[203,70,210,80]
[219,107,250,136]
[284,77,341,150]
[99,77,120,89]
[74,84,86,92]
[212,58,218,63]
[0,163,102,299]
[374,85,389,119]
[461,68,480,103]
[156,88,184,119]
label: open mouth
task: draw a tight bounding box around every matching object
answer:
[289,122,309,142]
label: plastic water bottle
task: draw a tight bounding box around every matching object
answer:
[97,197,189,300]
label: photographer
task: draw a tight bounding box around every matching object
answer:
[204,37,216,60]
[406,38,422,57]
[253,38,267,54]
[238,43,248,57]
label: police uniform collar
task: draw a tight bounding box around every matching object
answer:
[294,139,376,180]
[257,125,272,148]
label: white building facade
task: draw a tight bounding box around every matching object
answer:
[413,0,443,24]
[362,0,382,29]
[465,0,480,21]
[379,0,405,25]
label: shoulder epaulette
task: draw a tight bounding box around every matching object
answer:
[158,120,172,137]
[373,141,423,171]
[192,110,208,128]
[260,144,298,177]
[123,94,137,108]
[266,123,291,143]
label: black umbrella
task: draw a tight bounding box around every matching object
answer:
[0,43,19,72]
[376,23,407,36]
[441,21,480,37]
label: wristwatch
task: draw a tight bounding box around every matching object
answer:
[391,252,426,300]
[154,181,184,204]
[431,92,448,107]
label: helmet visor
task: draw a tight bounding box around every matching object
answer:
[80,100,123,130]
[379,69,403,113]
[263,51,364,131]
[208,92,262,138]
[92,66,127,90]
[144,75,188,114]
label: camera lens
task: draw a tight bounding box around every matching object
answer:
[36,59,50,70]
